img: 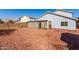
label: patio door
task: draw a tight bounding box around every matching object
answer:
[49,21,52,29]
[39,22,41,29]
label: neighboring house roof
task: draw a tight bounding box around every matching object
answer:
[27,16,35,19]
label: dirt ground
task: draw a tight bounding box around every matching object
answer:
[0,28,79,50]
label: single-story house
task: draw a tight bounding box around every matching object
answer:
[37,10,76,30]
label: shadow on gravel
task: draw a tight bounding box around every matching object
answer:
[0,29,16,36]
[61,33,79,50]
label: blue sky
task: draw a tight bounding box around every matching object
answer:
[0,9,79,20]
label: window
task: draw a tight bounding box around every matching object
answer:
[61,21,68,26]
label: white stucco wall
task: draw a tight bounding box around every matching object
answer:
[38,14,76,30]
[54,11,73,18]
[20,16,30,22]
[20,16,35,22]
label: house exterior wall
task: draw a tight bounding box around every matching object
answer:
[38,21,47,29]
[54,10,73,18]
[28,22,39,29]
[39,22,47,29]
[28,21,48,29]
[38,14,76,30]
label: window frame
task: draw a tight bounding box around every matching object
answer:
[61,21,68,26]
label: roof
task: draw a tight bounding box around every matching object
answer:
[38,10,75,20]
[27,16,36,19]
[28,20,48,22]
[38,20,48,22]
[46,12,75,20]
[56,9,73,14]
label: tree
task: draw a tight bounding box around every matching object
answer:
[7,20,15,23]
[0,19,4,23]
[76,18,79,23]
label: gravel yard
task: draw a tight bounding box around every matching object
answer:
[0,28,79,50]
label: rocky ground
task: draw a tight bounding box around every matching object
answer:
[0,28,79,50]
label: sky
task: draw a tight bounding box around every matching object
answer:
[0,9,79,20]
